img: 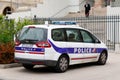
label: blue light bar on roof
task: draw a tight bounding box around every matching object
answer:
[52,21,76,25]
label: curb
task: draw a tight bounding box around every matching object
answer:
[0,63,22,69]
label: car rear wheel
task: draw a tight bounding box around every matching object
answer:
[55,55,69,72]
[97,51,107,65]
[22,64,34,70]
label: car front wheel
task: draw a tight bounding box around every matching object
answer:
[97,51,107,65]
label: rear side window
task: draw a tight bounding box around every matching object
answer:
[52,29,65,41]
[52,28,83,42]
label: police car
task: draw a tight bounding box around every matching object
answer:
[15,22,108,72]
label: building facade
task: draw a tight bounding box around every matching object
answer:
[0,0,43,15]
[0,0,119,18]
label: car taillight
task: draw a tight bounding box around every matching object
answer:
[15,40,21,46]
[36,41,51,48]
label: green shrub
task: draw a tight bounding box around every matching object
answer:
[0,15,33,64]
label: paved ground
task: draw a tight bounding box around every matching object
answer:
[0,53,120,80]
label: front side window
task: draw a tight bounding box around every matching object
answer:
[66,29,83,42]
[80,30,94,43]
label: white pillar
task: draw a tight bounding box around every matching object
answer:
[115,44,120,53]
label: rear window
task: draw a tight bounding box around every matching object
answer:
[18,27,47,42]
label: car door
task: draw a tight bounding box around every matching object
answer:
[66,28,85,65]
[80,29,100,62]
[47,28,67,60]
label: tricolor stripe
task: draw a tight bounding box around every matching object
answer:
[15,51,24,53]
[15,51,44,54]
[15,47,45,54]
[29,52,44,54]
[71,56,97,60]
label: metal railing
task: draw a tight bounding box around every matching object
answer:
[33,15,120,50]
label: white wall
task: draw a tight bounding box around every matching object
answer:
[107,6,120,15]
[8,0,70,19]
[69,0,79,12]
[107,6,120,43]
[8,11,32,20]
[69,0,85,12]
[8,0,86,19]
[31,0,69,17]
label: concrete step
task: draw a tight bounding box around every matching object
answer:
[65,7,107,18]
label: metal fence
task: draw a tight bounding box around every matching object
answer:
[32,16,120,50]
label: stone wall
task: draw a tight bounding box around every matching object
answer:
[0,0,43,4]
[0,0,43,15]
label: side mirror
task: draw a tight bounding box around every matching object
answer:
[95,39,100,43]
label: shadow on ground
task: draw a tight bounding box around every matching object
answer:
[18,62,102,73]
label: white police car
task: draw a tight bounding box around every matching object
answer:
[15,22,108,72]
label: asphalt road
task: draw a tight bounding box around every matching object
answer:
[0,53,120,80]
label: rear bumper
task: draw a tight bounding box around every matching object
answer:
[15,57,57,67]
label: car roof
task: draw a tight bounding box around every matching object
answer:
[24,24,86,30]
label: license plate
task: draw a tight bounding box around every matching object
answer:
[22,44,33,47]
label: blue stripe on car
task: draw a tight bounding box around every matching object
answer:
[15,47,45,52]
[48,40,107,54]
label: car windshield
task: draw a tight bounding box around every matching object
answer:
[18,27,47,42]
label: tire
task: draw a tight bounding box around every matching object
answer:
[55,55,69,72]
[22,64,34,70]
[97,51,107,65]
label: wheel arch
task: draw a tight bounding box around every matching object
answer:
[101,49,108,58]
[59,53,70,64]
[97,49,108,65]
